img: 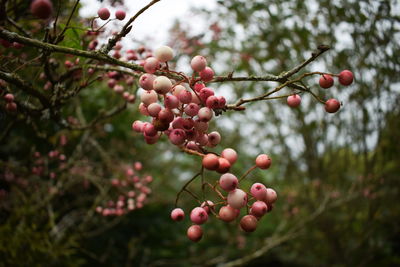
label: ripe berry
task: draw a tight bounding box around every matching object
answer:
[250,201,268,217]
[157,108,174,123]
[250,183,267,200]
[227,189,248,209]
[164,95,179,109]
[199,87,215,102]
[154,46,174,62]
[221,148,237,165]
[171,208,185,221]
[199,67,214,82]
[206,95,219,109]
[216,158,231,174]
[190,207,208,224]
[147,103,162,117]
[202,153,219,170]
[338,70,354,86]
[115,10,126,20]
[132,121,144,133]
[207,131,221,147]
[139,73,156,91]
[194,83,205,92]
[153,76,172,94]
[98,8,110,20]
[190,55,207,72]
[4,93,14,103]
[319,74,334,88]
[143,123,157,137]
[255,154,272,169]
[324,98,341,113]
[169,129,186,145]
[184,103,200,117]
[178,90,192,104]
[144,57,160,74]
[140,90,158,106]
[240,215,258,232]
[187,225,203,242]
[171,85,185,97]
[30,0,53,19]
[287,94,301,108]
[218,205,239,222]
[219,173,238,192]
[264,188,278,204]
[198,107,213,122]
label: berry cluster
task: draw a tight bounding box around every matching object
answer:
[171,152,277,242]
[2,93,17,112]
[287,70,354,113]
[96,161,153,217]
[132,46,227,153]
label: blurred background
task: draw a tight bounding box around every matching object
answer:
[1,0,399,266]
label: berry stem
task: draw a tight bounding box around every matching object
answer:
[239,165,257,182]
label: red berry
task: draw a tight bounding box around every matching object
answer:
[199,67,214,82]
[218,205,239,222]
[216,157,231,173]
[4,93,14,103]
[171,208,185,221]
[190,207,208,224]
[287,94,301,108]
[255,154,272,169]
[319,74,334,88]
[227,189,247,209]
[250,201,268,217]
[219,173,238,192]
[98,8,110,20]
[250,183,267,200]
[5,102,17,112]
[324,98,341,113]
[221,148,237,165]
[115,10,126,20]
[338,70,354,86]
[187,225,203,242]
[240,215,258,232]
[30,0,53,19]
[202,153,219,170]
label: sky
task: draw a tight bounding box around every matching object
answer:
[80,0,217,47]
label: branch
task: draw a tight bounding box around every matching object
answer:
[101,0,161,54]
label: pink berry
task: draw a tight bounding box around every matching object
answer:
[171,85,185,97]
[325,98,341,113]
[171,208,185,221]
[164,95,179,109]
[216,158,231,174]
[250,201,268,217]
[198,107,213,122]
[140,90,158,106]
[250,183,267,200]
[199,87,215,102]
[143,123,157,137]
[187,225,203,242]
[338,70,354,86]
[194,83,205,92]
[184,103,200,117]
[154,46,174,62]
[30,0,53,19]
[153,76,172,95]
[196,133,209,146]
[221,148,237,165]
[194,120,208,132]
[240,215,258,232]
[178,90,192,104]
[147,103,162,117]
[169,129,186,145]
[144,57,160,74]
[218,205,239,222]
[132,120,144,132]
[190,55,207,72]
[219,173,238,192]
[139,73,156,91]
[199,67,214,82]
[139,103,150,116]
[287,94,301,108]
[255,154,272,169]
[319,74,334,88]
[207,131,221,147]
[217,96,226,108]
[227,189,248,209]
[115,10,126,20]
[202,154,219,170]
[97,7,110,20]
[4,93,14,103]
[158,108,174,123]
[190,207,208,224]
[206,95,219,109]
[264,188,278,204]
